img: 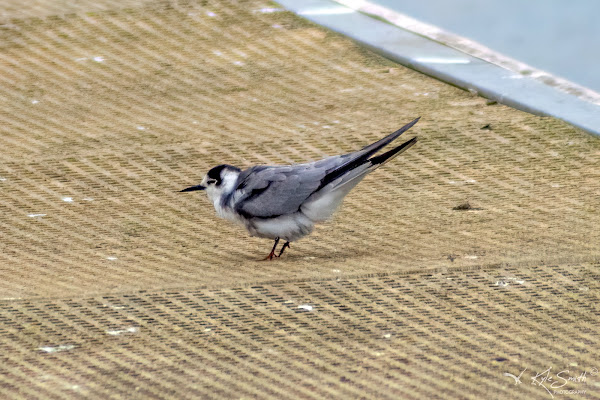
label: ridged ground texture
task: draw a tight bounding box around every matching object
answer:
[0,0,599,398]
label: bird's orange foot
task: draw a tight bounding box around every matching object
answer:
[263,237,281,261]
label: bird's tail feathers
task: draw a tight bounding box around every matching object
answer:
[301,163,372,221]
[359,117,420,155]
[325,137,417,194]
[368,136,418,168]
[303,135,418,222]
[316,118,420,192]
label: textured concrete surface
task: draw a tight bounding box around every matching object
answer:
[0,0,599,398]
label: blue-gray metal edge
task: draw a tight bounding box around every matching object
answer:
[277,0,600,136]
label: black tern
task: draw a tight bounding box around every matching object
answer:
[181,117,419,259]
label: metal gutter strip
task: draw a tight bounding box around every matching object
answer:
[277,0,600,136]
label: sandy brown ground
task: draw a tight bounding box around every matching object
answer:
[0,0,599,398]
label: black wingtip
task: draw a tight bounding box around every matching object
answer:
[360,117,420,152]
[369,136,418,166]
[403,116,421,129]
[315,118,420,192]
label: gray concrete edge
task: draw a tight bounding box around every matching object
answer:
[276,0,600,136]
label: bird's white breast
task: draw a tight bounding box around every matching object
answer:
[212,197,245,227]
[247,213,314,242]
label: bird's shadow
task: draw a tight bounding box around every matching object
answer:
[246,246,373,262]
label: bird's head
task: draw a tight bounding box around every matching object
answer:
[180,164,241,203]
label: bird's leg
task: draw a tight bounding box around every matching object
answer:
[277,241,290,258]
[264,237,280,260]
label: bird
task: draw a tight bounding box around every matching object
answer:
[181,117,419,260]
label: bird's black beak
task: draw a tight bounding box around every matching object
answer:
[180,184,206,192]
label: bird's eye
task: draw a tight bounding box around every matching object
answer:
[207,179,217,185]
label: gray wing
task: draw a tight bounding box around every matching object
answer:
[233,117,420,218]
[232,155,348,218]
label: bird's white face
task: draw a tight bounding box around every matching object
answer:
[180,164,241,209]
[201,168,240,205]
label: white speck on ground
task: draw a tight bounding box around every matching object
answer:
[28,214,46,218]
[83,198,94,201]
[383,333,391,339]
[0,177,6,181]
[106,327,139,336]
[297,304,313,311]
[62,197,74,202]
[31,100,39,104]
[233,61,244,66]
[106,256,117,260]
[496,277,526,287]
[93,56,104,62]
[38,344,75,353]
[136,126,145,130]
[206,11,216,17]
[103,304,125,309]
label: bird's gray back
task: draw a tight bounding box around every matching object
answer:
[231,118,420,219]
[233,155,350,218]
